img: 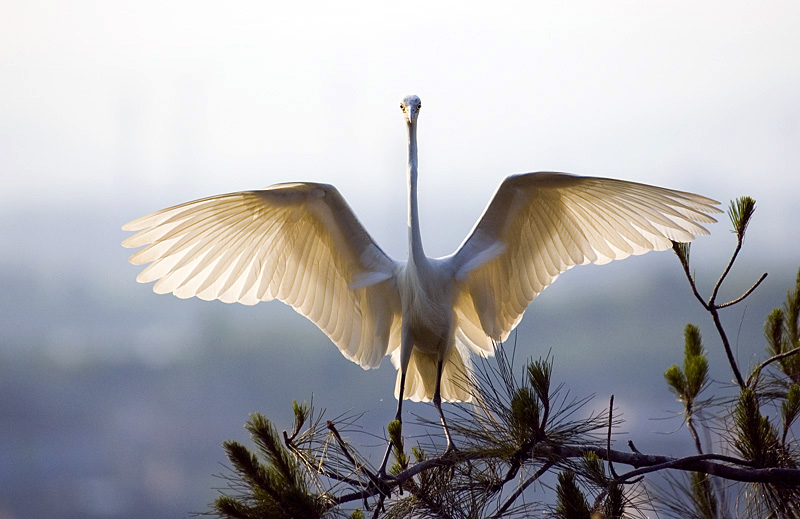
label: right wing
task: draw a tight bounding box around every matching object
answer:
[447,172,722,356]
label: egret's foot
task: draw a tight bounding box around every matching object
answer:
[377,440,393,477]
[444,440,458,455]
[435,404,455,454]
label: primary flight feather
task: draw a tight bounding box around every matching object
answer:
[123,95,721,448]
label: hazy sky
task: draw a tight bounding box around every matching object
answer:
[2,1,799,261]
[3,5,800,516]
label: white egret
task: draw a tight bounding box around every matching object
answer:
[122,94,721,451]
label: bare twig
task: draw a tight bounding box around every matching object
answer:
[717,272,768,309]
[709,235,743,305]
[746,345,800,389]
[673,242,709,310]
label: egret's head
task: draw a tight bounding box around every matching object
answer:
[400,95,422,124]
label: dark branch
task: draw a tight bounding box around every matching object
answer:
[553,445,800,486]
[607,395,618,478]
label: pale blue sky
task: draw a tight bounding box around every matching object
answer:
[2,1,798,259]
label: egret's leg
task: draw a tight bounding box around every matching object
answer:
[434,358,455,453]
[379,336,412,476]
[394,370,406,422]
[378,369,406,477]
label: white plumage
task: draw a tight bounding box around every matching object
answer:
[123,95,721,442]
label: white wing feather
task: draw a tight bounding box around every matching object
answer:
[449,172,722,354]
[122,182,402,369]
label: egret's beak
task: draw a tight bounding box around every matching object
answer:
[407,108,416,124]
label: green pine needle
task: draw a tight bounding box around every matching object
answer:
[387,419,403,450]
[783,385,800,441]
[684,324,703,358]
[222,440,269,491]
[215,413,327,519]
[554,470,591,519]
[785,266,800,344]
[602,483,625,519]
[765,308,786,356]
[665,324,708,404]
[727,196,756,240]
[510,386,540,444]
[665,365,687,399]
[764,271,800,383]
[581,451,606,485]
[672,241,691,271]
[246,413,296,485]
[733,389,781,466]
[683,324,709,400]
[527,357,552,405]
[215,495,256,519]
[689,472,718,519]
[684,354,709,401]
[388,419,409,474]
[292,400,309,433]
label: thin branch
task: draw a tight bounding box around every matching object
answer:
[281,427,368,489]
[295,452,365,489]
[553,445,800,486]
[492,436,542,493]
[685,401,704,455]
[490,460,555,518]
[717,272,768,309]
[326,421,385,494]
[613,455,794,485]
[331,436,800,510]
[673,242,709,310]
[709,307,747,388]
[687,418,703,456]
[607,395,618,478]
[746,345,800,388]
[709,235,744,305]
[330,447,460,506]
[672,240,761,389]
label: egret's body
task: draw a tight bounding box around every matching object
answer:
[123,95,721,448]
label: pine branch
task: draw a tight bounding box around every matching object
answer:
[208,204,800,518]
[552,445,800,486]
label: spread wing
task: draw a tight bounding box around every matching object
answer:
[448,172,722,355]
[122,182,402,369]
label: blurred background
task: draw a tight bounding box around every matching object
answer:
[1,1,799,517]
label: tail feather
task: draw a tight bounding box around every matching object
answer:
[394,343,473,403]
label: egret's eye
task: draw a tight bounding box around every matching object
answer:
[400,104,405,111]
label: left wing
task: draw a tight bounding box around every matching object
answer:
[122,182,402,369]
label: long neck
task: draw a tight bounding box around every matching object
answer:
[406,120,427,266]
